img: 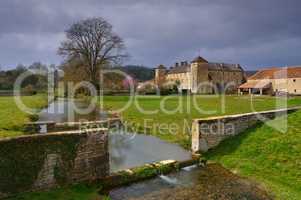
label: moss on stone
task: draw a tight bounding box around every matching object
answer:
[0,134,82,194]
[132,165,158,179]
[157,164,174,175]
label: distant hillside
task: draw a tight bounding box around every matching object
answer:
[117,65,154,81]
[245,70,257,78]
[117,67,257,81]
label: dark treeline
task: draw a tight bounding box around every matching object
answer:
[0,62,57,92]
[117,65,154,81]
[0,63,152,91]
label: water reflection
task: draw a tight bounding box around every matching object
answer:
[109,164,272,200]
[109,166,202,200]
[38,98,107,122]
[38,99,192,175]
[109,131,192,173]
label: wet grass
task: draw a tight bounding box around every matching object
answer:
[204,110,301,199]
[0,94,48,138]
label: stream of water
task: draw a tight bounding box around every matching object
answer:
[38,99,192,172]
[38,98,106,122]
[38,99,271,200]
[109,166,200,200]
[109,131,191,172]
[109,163,271,200]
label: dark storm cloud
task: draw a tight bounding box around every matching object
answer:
[0,0,301,69]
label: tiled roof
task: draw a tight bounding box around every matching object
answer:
[191,56,208,63]
[249,66,301,80]
[167,62,243,74]
[207,63,243,72]
[239,80,271,89]
[156,64,166,69]
[168,64,190,74]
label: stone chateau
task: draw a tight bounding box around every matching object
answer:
[153,56,245,94]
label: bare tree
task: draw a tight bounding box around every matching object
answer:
[58,17,126,88]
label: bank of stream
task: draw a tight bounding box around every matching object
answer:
[38,99,192,172]
[38,99,271,200]
[109,163,271,200]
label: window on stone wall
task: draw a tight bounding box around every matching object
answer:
[293,79,296,82]
[295,89,297,93]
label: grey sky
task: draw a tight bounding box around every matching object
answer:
[0,0,300,70]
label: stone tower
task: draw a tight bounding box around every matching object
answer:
[190,56,209,94]
[155,64,166,87]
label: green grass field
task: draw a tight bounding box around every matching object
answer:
[100,95,301,148]
[10,97,301,200]
[99,95,301,199]
[3,95,301,199]
[204,110,301,200]
[0,94,48,138]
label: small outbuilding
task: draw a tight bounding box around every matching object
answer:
[238,80,272,95]
[238,66,301,95]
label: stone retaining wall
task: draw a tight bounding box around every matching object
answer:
[98,156,201,193]
[192,107,301,152]
[25,118,121,133]
[0,128,109,198]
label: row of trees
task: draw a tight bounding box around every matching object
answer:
[0,62,56,91]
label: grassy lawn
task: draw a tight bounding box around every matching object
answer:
[7,184,103,200]
[99,95,301,199]
[0,94,48,138]
[11,108,301,200]
[204,110,301,200]
[4,95,301,199]
[100,95,301,148]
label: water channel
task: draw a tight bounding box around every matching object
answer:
[38,98,107,122]
[109,163,271,200]
[38,99,271,200]
[38,99,192,172]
